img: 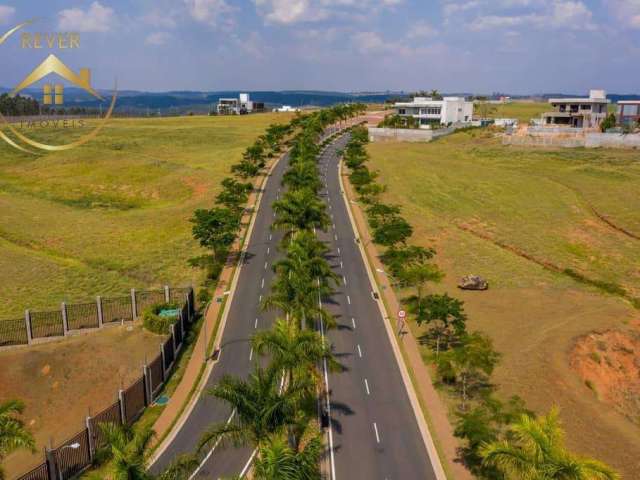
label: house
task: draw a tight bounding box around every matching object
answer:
[273,105,300,113]
[394,96,473,127]
[541,90,610,129]
[616,101,640,126]
[217,93,259,115]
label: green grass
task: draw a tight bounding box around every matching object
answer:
[482,101,550,123]
[0,113,293,318]
[367,130,640,477]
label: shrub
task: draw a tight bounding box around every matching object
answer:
[143,302,180,335]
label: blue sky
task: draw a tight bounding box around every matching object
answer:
[0,0,639,94]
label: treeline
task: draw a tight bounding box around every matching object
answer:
[0,93,40,116]
[341,126,620,480]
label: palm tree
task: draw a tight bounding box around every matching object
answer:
[0,399,35,480]
[282,162,322,193]
[253,434,322,480]
[98,423,154,480]
[272,188,329,237]
[252,318,342,387]
[480,407,620,480]
[198,366,309,452]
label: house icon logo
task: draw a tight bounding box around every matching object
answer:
[0,19,117,154]
[10,54,104,106]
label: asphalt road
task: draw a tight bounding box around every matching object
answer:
[317,134,438,480]
[149,153,289,478]
[151,129,438,479]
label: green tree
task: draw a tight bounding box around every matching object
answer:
[98,424,154,480]
[600,113,617,132]
[380,245,435,278]
[253,434,322,480]
[252,319,341,387]
[437,332,501,409]
[372,214,413,247]
[190,207,240,261]
[282,162,322,192]
[272,188,329,237]
[198,367,308,452]
[480,407,620,480]
[417,294,467,356]
[216,178,252,211]
[0,400,35,480]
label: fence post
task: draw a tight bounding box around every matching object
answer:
[86,416,95,459]
[25,309,32,344]
[171,324,177,353]
[130,288,137,320]
[61,303,68,336]
[179,310,185,345]
[96,296,103,328]
[45,444,57,480]
[143,363,151,406]
[118,389,126,425]
[187,290,193,321]
[160,343,166,381]
[164,285,170,303]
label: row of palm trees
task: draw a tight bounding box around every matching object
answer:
[340,126,620,480]
[192,105,365,479]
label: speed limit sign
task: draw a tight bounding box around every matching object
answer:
[398,310,406,319]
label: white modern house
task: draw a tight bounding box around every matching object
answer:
[217,93,264,115]
[394,96,474,127]
[273,105,300,113]
[542,90,610,129]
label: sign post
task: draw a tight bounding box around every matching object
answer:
[397,310,406,336]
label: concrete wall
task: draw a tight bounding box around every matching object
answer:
[503,131,640,149]
[368,126,457,143]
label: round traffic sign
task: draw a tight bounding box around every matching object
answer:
[398,310,406,319]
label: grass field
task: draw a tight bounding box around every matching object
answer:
[484,101,549,123]
[367,130,640,478]
[0,113,292,318]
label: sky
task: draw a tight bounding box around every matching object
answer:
[0,0,639,94]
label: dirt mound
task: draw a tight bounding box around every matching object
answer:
[570,330,640,424]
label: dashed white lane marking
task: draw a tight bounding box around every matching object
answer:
[343,275,347,285]
[340,261,343,269]
[269,234,272,241]
[267,247,270,255]
[249,348,253,361]
[364,378,370,395]
[373,422,381,444]
[259,294,262,302]
[261,278,265,289]
[188,410,236,479]
[264,262,268,270]
[352,317,356,329]
[357,344,363,358]
[347,295,351,305]
[334,234,338,241]
[254,318,258,329]
[337,247,341,255]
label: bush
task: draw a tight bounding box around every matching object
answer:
[143,302,180,335]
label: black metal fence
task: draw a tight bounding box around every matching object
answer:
[14,287,196,480]
[0,286,193,348]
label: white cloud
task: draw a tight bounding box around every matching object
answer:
[58,2,115,32]
[467,0,596,31]
[184,0,233,26]
[0,5,15,25]
[407,21,439,38]
[142,10,179,29]
[253,0,401,25]
[609,0,640,29]
[145,31,172,46]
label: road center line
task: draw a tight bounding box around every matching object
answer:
[347,295,351,305]
[267,247,270,255]
[254,318,258,329]
[373,422,381,444]
[364,378,370,395]
[357,344,363,358]
[343,275,347,285]
[261,278,265,289]
[264,261,268,270]
[352,317,356,329]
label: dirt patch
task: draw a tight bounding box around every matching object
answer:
[0,324,162,477]
[571,330,640,424]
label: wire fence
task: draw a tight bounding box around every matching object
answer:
[13,287,196,480]
[0,286,193,348]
